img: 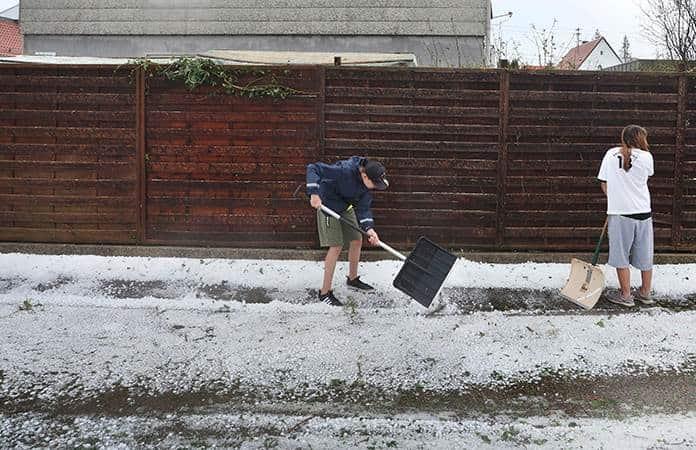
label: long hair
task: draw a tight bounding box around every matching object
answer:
[620,125,649,172]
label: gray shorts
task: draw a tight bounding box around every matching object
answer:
[607,215,654,271]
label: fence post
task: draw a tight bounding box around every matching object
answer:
[135,66,147,244]
[496,70,510,248]
[672,73,687,248]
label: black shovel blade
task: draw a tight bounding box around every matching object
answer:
[393,237,457,308]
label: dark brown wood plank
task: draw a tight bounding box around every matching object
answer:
[0,194,135,208]
[326,87,500,102]
[0,92,134,106]
[0,228,136,244]
[325,104,499,119]
[0,127,136,140]
[326,68,500,83]
[0,211,136,224]
[0,143,135,157]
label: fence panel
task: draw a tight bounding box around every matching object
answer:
[505,71,679,250]
[324,68,500,248]
[0,65,137,244]
[144,68,322,247]
[683,76,696,244]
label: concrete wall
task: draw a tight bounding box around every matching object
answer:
[23,35,489,68]
[20,0,488,36]
[20,0,491,67]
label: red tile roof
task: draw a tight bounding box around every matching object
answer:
[558,37,601,70]
[0,19,22,56]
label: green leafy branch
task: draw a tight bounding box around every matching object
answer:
[129,56,308,99]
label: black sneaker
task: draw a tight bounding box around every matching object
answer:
[346,276,374,291]
[319,290,343,306]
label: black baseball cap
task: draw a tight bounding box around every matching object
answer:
[364,160,389,190]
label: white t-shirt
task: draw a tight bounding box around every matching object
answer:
[597,147,654,215]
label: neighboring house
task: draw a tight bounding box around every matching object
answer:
[0,0,22,56]
[20,0,491,68]
[557,36,621,71]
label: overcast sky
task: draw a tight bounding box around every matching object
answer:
[491,0,658,65]
[0,0,16,12]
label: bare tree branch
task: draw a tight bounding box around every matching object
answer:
[641,0,696,63]
[529,20,559,67]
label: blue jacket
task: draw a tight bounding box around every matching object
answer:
[306,156,376,231]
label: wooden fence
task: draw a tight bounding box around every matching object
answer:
[1,64,694,251]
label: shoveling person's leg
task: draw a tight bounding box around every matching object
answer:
[317,209,346,305]
[607,215,636,306]
[322,246,342,295]
[632,218,655,304]
[638,266,653,299]
[640,269,653,294]
[347,239,361,280]
[636,270,655,305]
[346,238,374,291]
[340,208,374,291]
[319,246,344,306]
[616,267,632,297]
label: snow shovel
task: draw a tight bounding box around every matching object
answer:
[560,218,608,310]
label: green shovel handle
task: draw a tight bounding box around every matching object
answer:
[591,218,609,266]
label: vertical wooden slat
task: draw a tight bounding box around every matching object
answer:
[10,68,16,230]
[496,69,510,248]
[136,66,146,243]
[672,73,687,247]
[318,66,326,158]
[315,66,326,249]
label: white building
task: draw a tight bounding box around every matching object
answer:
[558,36,622,71]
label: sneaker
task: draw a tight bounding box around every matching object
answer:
[634,290,655,306]
[346,276,374,291]
[606,291,636,307]
[319,290,343,306]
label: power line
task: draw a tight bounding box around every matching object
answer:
[496,24,587,33]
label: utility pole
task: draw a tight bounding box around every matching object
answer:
[575,27,581,69]
[491,11,513,68]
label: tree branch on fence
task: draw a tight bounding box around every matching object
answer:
[127,57,311,98]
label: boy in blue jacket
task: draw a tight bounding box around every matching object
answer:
[306,156,389,306]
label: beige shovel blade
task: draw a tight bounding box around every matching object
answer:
[560,258,605,310]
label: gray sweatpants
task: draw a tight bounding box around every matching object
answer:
[607,215,654,271]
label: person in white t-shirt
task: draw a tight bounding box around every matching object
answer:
[597,125,655,307]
